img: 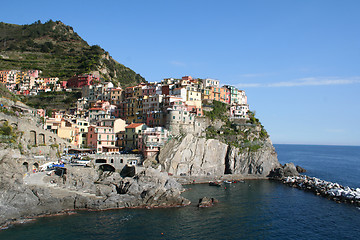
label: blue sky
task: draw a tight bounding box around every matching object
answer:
[2,0,360,145]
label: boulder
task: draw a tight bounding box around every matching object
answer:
[198,197,219,207]
[296,165,307,173]
[268,162,300,179]
[283,163,299,177]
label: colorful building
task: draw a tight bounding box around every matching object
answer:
[67,74,99,89]
[124,123,146,150]
[137,127,169,158]
[87,125,118,153]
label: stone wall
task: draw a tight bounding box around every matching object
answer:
[89,153,143,170]
[0,112,74,157]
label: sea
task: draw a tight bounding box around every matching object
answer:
[1,144,359,240]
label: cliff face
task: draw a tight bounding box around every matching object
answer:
[158,134,280,178]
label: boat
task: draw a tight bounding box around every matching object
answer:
[209,181,222,187]
[223,180,232,184]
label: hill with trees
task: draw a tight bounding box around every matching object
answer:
[0,20,144,87]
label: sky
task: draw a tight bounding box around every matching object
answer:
[2,0,360,146]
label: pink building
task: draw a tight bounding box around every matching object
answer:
[27,70,39,78]
[37,109,46,118]
[87,125,118,153]
[220,87,230,104]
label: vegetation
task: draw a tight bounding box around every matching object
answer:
[204,100,229,122]
[0,83,20,102]
[22,90,82,111]
[0,121,18,144]
[204,105,269,152]
[0,20,145,86]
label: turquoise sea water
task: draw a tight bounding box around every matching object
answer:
[1,144,360,240]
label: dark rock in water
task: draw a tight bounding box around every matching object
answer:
[267,167,284,180]
[296,165,306,173]
[283,163,299,177]
[268,162,299,179]
[198,197,219,207]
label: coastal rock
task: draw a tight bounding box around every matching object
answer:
[0,152,190,227]
[283,163,299,177]
[225,139,280,177]
[296,165,307,173]
[158,134,280,178]
[268,162,299,179]
[117,168,190,207]
[198,197,219,207]
[282,175,360,206]
[159,134,227,176]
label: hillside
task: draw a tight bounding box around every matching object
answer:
[0,20,144,87]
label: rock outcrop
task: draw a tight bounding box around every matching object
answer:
[158,134,280,178]
[197,197,219,208]
[0,149,189,227]
[268,162,300,180]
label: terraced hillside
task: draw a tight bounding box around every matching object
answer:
[0,20,144,87]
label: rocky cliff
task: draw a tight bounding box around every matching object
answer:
[0,149,189,228]
[158,134,280,179]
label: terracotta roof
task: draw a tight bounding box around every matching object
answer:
[125,123,144,129]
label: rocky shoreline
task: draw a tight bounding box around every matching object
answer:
[279,175,360,206]
[0,149,190,229]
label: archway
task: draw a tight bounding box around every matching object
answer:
[33,162,39,173]
[99,164,115,172]
[30,130,37,145]
[23,162,29,172]
[38,133,45,145]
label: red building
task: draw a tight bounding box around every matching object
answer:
[66,74,99,89]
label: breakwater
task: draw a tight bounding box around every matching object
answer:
[281,175,360,206]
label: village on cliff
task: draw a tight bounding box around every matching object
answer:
[0,69,249,159]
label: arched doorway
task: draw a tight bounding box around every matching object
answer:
[30,130,37,145]
[32,162,39,173]
[38,133,45,145]
[99,164,115,172]
[23,162,29,172]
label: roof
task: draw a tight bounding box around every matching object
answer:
[125,123,144,129]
